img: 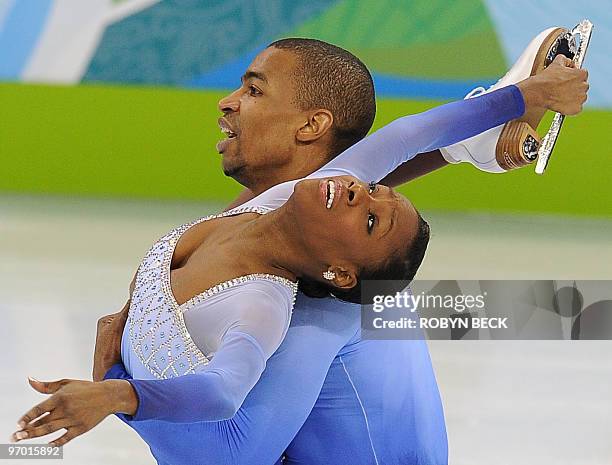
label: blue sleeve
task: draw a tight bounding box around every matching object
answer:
[103,87,524,425]
[105,294,361,463]
[107,331,271,423]
[239,85,524,212]
[309,85,525,182]
[104,362,131,381]
[109,286,290,423]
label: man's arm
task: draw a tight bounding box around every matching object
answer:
[92,301,129,382]
[314,57,586,185]
[379,150,449,187]
[382,56,588,185]
[228,151,450,205]
[228,58,586,197]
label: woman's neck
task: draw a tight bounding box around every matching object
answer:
[234,204,317,283]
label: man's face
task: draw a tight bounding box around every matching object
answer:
[217,47,307,186]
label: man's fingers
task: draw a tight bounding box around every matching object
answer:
[97,314,117,328]
[567,102,584,116]
[553,55,571,66]
[553,54,573,67]
[49,426,84,448]
[580,68,589,81]
[582,82,590,99]
[93,308,127,382]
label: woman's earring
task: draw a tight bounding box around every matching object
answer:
[323,270,335,281]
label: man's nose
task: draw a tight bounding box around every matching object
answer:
[218,89,240,113]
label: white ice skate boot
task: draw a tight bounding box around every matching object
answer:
[440,27,575,172]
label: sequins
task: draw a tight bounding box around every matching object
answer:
[128,205,298,380]
[180,274,298,311]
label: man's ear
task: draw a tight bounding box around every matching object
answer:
[296,109,334,143]
[326,265,357,290]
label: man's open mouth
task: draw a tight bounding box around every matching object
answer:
[218,118,237,139]
[217,118,238,153]
[221,127,237,139]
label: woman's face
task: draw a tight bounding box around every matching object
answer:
[290,175,420,287]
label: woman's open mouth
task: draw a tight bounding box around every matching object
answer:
[320,179,341,209]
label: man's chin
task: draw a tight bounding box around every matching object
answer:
[222,160,247,181]
[222,165,239,177]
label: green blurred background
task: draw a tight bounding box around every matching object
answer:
[1,0,610,216]
[2,82,610,215]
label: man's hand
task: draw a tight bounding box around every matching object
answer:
[92,302,129,382]
[10,378,137,447]
[517,54,589,115]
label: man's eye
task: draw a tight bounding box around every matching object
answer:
[367,212,376,233]
[368,181,377,194]
[248,85,261,96]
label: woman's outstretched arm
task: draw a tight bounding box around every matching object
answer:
[13,289,291,443]
[308,85,525,183]
[310,57,587,183]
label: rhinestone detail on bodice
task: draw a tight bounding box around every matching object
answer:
[128,205,298,380]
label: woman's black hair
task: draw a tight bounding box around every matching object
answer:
[299,213,431,304]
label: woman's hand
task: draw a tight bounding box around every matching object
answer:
[10,377,137,447]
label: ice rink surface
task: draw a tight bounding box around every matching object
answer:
[2,195,611,465]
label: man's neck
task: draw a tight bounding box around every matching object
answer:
[248,153,328,197]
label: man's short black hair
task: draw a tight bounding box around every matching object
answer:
[269,38,376,158]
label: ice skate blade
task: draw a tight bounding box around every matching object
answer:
[536,19,594,175]
[494,27,568,171]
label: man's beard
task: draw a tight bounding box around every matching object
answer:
[223,162,246,180]
[222,151,251,188]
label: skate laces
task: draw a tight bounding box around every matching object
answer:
[464,86,486,99]
[464,74,506,99]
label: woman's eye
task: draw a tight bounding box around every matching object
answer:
[368,182,377,194]
[367,212,376,233]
